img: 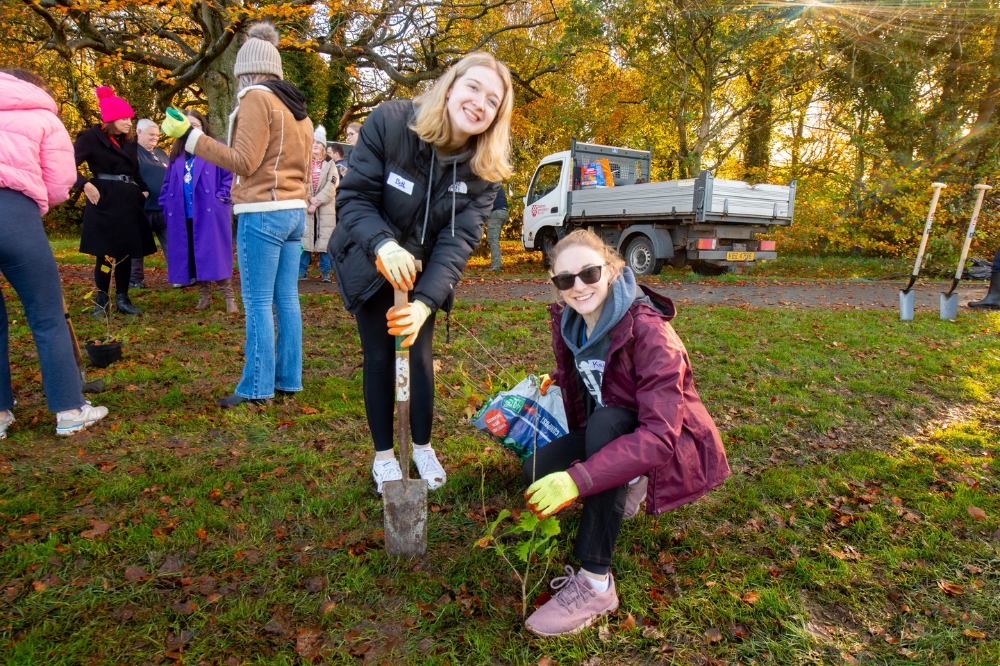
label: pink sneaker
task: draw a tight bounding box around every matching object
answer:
[525,566,618,637]
[623,476,648,520]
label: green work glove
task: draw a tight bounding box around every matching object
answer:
[160,107,192,139]
[375,240,417,291]
[525,471,579,517]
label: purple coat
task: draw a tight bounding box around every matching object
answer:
[159,155,234,283]
[550,287,731,515]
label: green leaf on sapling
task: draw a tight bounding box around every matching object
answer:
[538,516,560,539]
[517,511,539,533]
[487,509,511,535]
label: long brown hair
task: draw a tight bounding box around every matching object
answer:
[169,110,215,163]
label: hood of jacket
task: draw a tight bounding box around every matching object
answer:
[261,80,308,121]
[0,73,58,115]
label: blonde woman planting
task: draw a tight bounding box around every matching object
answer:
[329,52,513,494]
[522,229,730,636]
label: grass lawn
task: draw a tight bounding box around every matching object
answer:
[1,253,999,664]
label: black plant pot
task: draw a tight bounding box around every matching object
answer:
[85,341,122,368]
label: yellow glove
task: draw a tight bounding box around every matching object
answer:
[539,373,554,396]
[160,107,191,139]
[525,471,579,517]
[387,300,432,348]
[375,240,417,291]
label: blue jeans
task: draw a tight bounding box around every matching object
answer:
[234,209,305,399]
[0,188,86,413]
[299,250,331,277]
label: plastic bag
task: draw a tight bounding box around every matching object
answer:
[596,159,615,187]
[472,375,569,460]
[579,162,600,188]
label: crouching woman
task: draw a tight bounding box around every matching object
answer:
[522,229,730,637]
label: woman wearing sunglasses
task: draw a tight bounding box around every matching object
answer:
[521,229,730,637]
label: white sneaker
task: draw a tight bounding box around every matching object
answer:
[56,402,109,436]
[372,457,402,494]
[0,411,13,439]
[412,446,447,490]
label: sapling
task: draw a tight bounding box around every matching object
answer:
[82,255,127,343]
[476,469,561,618]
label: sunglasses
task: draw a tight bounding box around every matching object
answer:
[550,264,606,291]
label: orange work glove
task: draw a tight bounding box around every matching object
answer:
[387,300,432,348]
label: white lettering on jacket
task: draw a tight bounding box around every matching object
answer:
[448,181,468,194]
[387,172,414,195]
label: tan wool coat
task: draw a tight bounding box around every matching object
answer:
[184,86,312,214]
[302,158,338,253]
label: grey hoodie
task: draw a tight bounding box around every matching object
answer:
[560,266,646,416]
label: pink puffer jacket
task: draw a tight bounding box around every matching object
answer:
[0,72,77,215]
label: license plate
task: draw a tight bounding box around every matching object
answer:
[726,251,754,261]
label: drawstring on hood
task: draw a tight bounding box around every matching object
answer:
[419,146,472,244]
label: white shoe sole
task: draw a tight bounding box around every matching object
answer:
[525,596,619,637]
[56,421,101,436]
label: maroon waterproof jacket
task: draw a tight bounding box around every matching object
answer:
[551,286,730,515]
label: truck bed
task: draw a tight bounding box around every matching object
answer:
[568,173,794,225]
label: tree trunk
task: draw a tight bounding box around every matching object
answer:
[742,94,772,180]
[199,41,239,138]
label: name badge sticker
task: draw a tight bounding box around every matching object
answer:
[387,172,414,195]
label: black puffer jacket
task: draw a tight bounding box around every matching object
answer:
[329,100,499,313]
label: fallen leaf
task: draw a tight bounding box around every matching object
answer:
[705,627,723,643]
[319,599,337,614]
[171,599,198,615]
[165,629,194,657]
[741,591,760,605]
[537,658,552,666]
[303,576,326,593]
[963,629,986,639]
[937,580,965,596]
[598,624,612,642]
[80,519,111,539]
[124,566,148,582]
[301,406,320,415]
[158,556,183,574]
[32,580,47,592]
[728,623,749,640]
[967,506,987,521]
[621,613,636,630]
[295,628,325,660]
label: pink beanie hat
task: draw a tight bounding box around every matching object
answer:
[95,86,134,123]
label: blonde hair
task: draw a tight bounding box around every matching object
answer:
[409,52,514,182]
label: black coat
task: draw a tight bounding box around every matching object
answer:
[74,125,156,260]
[329,100,499,314]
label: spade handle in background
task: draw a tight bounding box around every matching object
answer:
[62,295,104,393]
[903,182,946,293]
[946,184,992,297]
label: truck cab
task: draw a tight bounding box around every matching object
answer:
[521,140,795,275]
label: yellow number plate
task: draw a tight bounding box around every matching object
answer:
[726,251,754,261]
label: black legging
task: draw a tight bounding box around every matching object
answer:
[522,406,640,575]
[94,256,131,297]
[355,281,437,452]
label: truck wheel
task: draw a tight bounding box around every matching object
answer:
[691,260,727,276]
[539,229,558,269]
[625,236,664,276]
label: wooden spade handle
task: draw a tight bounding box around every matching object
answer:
[394,260,422,480]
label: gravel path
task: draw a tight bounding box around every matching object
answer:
[58,265,987,312]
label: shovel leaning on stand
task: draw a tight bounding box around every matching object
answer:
[941,184,992,321]
[900,183,946,321]
[382,261,428,558]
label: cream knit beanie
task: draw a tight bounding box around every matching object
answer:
[313,125,327,145]
[234,23,283,79]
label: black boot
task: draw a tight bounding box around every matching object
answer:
[969,272,1000,309]
[93,292,110,319]
[116,293,143,315]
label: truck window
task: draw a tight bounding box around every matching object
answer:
[527,162,562,205]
